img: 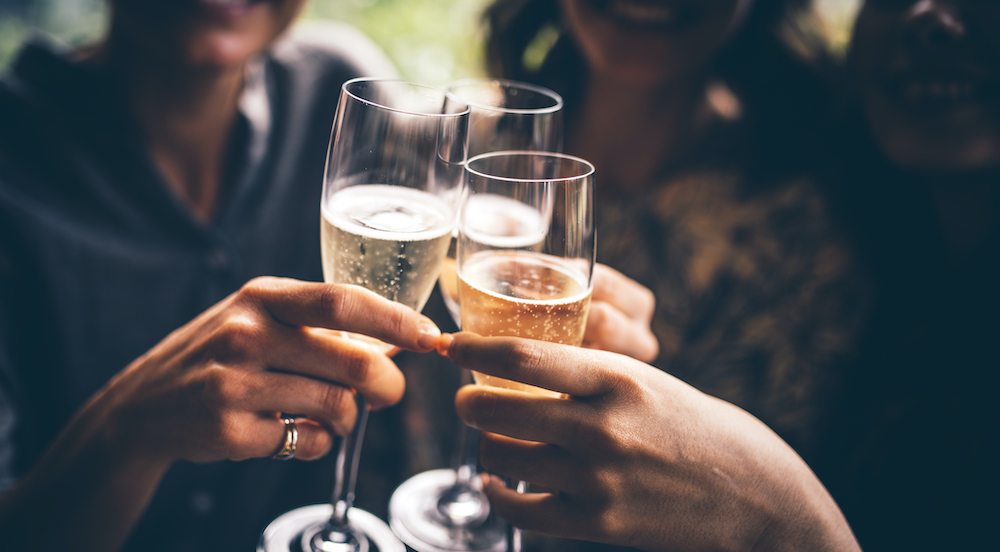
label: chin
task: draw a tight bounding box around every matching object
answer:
[180,32,271,69]
[111,0,300,71]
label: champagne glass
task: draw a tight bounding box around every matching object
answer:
[389,80,563,552]
[437,79,564,324]
[458,151,595,552]
[259,78,470,552]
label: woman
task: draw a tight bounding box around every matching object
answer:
[483,0,867,458]
[451,0,1000,550]
[0,2,425,551]
[813,0,1000,549]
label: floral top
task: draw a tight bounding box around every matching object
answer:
[596,169,870,458]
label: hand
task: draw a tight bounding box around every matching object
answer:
[444,333,859,552]
[583,264,658,363]
[96,276,441,465]
[0,277,442,552]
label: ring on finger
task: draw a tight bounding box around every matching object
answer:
[272,417,298,460]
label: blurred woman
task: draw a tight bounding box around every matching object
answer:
[483,0,868,458]
[814,0,1000,549]
[450,0,999,550]
[0,2,422,551]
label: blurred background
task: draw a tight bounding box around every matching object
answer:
[0,0,861,85]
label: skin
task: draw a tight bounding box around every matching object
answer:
[583,264,659,363]
[100,0,309,221]
[0,278,442,551]
[444,333,860,552]
[852,0,1000,261]
[853,0,1000,173]
[559,0,753,193]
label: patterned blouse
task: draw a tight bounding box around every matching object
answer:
[596,168,870,458]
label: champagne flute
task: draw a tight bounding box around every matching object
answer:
[437,79,564,324]
[389,80,563,552]
[259,78,470,552]
[458,151,595,552]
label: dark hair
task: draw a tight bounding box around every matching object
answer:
[483,0,835,180]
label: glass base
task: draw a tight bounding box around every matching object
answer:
[259,504,404,552]
[389,469,507,552]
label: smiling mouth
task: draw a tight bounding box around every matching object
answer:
[585,0,701,31]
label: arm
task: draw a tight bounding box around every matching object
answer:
[0,277,441,552]
[443,333,859,552]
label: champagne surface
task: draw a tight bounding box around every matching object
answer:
[459,250,591,397]
[442,194,547,325]
[322,184,453,311]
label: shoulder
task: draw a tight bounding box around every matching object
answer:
[268,21,399,82]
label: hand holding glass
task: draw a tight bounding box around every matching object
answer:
[259,78,469,552]
[458,151,595,551]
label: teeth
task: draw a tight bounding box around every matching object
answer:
[609,0,677,24]
[903,81,978,102]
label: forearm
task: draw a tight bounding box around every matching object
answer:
[720,400,860,552]
[0,395,170,551]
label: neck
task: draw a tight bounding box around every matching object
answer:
[103,29,246,222]
[927,170,1000,265]
[568,73,709,195]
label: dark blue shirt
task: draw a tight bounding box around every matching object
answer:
[0,28,395,552]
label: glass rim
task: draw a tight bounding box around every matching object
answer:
[465,151,595,183]
[446,78,564,115]
[342,77,471,118]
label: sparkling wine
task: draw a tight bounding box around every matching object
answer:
[322,184,454,311]
[458,250,591,397]
[441,194,548,325]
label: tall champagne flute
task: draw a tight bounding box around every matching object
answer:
[259,78,470,552]
[458,151,594,552]
[438,79,563,324]
[389,80,563,552]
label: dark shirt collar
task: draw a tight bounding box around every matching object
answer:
[5,36,275,228]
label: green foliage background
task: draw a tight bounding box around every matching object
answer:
[0,0,492,85]
[0,1,860,83]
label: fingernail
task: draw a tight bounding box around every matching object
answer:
[436,333,454,358]
[417,320,441,350]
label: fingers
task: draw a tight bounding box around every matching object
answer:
[259,326,406,410]
[481,478,581,538]
[590,264,655,324]
[229,370,360,434]
[455,385,591,447]
[223,413,334,462]
[583,302,659,363]
[272,418,333,461]
[237,277,441,352]
[442,332,621,397]
[478,433,578,492]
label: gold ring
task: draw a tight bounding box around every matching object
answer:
[272,417,298,460]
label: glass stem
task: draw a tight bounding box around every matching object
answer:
[329,394,370,529]
[505,481,527,552]
[451,368,480,489]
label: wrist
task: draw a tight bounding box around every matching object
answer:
[69,381,174,478]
